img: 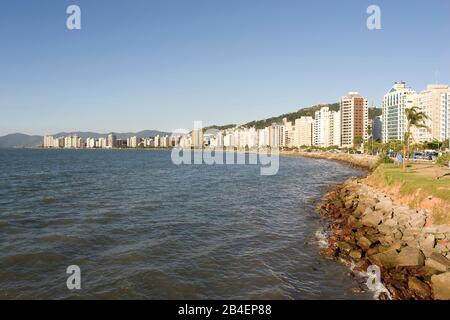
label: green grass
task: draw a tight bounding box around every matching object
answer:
[372,164,450,202]
[369,163,450,224]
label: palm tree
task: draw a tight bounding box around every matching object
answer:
[403,106,429,170]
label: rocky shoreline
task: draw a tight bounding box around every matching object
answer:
[316,178,450,300]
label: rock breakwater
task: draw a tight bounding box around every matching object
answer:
[317,178,450,300]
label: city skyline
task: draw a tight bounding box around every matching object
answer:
[1,0,450,136]
[41,81,450,151]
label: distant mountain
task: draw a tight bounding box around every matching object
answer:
[0,130,170,148]
[51,130,170,140]
[0,133,43,148]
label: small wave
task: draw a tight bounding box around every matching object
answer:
[42,197,57,204]
[314,228,329,248]
[350,262,392,300]
[2,252,67,266]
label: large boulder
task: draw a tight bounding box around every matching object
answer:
[425,253,450,273]
[349,249,362,261]
[362,210,383,227]
[408,276,431,299]
[409,212,426,228]
[431,272,450,300]
[419,234,436,257]
[369,248,399,269]
[357,236,372,250]
[397,247,425,267]
[375,199,393,213]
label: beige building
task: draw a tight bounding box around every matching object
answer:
[281,118,294,147]
[192,127,203,149]
[340,91,368,147]
[294,116,314,147]
[43,135,54,148]
[412,84,450,143]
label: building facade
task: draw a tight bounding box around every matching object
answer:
[382,82,416,143]
[294,116,314,147]
[340,91,368,148]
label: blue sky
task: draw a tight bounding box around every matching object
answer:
[1,0,449,135]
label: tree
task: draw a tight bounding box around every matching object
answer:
[403,106,429,170]
[353,136,363,149]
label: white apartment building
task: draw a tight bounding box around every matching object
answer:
[43,135,54,148]
[258,127,270,147]
[86,138,96,148]
[314,107,329,147]
[127,136,139,148]
[329,111,341,147]
[382,82,416,143]
[340,91,368,147]
[269,123,284,148]
[294,116,314,147]
[223,132,234,148]
[107,134,116,148]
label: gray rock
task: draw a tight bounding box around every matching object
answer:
[435,233,446,240]
[375,199,393,213]
[380,234,396,246]
[397,247,425,267]
[431,272,450,300]
[419,234,435,257]
[423,225,450,234]
[409,214,426,228]
[402,228,422,238]
[369,248,399,269]
[361,210,383,227]
[435,244,447,255]
[383,218,398,227]
[425,253,450,272]
[378,224,395,235]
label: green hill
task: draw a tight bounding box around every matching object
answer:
[206,103,382,131]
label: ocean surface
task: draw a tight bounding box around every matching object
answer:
[0,149,372,299]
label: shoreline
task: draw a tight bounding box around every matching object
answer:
[292,151,450,300]
[280,151,378,171]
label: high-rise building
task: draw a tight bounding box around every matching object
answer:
[107,134,117,148]
[412,84,450,143]
[329,111,341,147]
[43,135,54,148]
[258,127,270,148]
[269,123,284,148]
[127,136,139,148]
[382,82,416,143]
[294,117,314,147]
[281,118,294,147]
[442,91,450,141]
[340,91,368,147]
[192,126,203,149]
[313,107,332,147]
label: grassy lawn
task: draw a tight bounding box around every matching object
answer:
[368,163,450,224]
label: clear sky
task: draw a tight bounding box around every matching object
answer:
[1,0,449,135]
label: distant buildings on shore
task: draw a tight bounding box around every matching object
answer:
[43,82,450,150]
[382,82,450,144]
[43,133,178,149]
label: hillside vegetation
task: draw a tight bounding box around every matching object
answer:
[206,103,382,131]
